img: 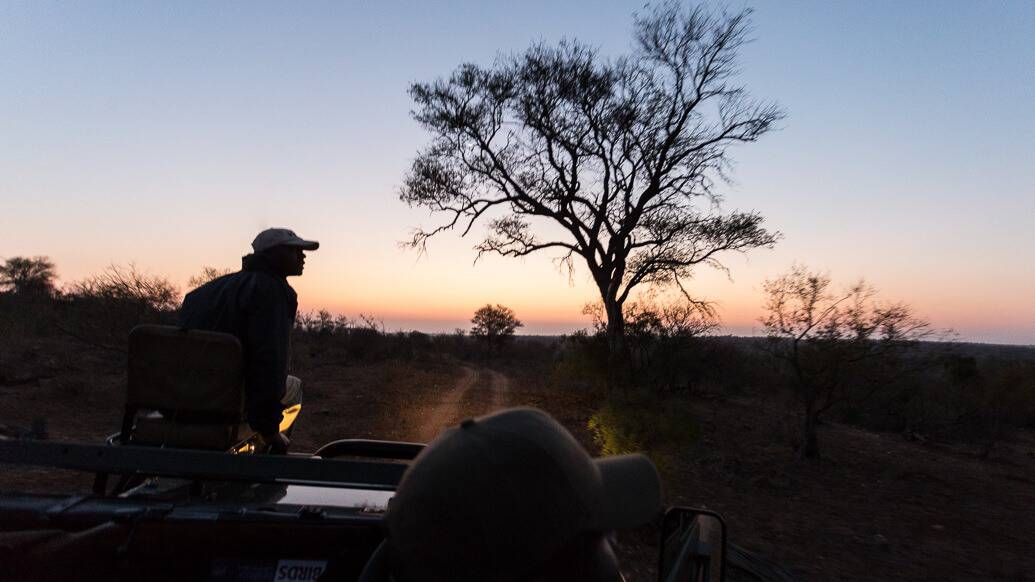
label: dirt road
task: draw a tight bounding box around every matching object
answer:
[411,365,510,443]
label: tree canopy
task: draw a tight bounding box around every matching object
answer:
[0,256,57,297]
[470,304,523,353]
[402,3,782,363]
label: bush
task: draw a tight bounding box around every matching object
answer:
[59,264,179,349]
[66,264,179,312]
[584,297,718,393]
[187,266,234,289]
[549,331,609,395]
[0,291,57,337]
[588,390,697,472]
[814,345,1035,456]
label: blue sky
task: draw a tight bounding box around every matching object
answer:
[2,1,1033,343]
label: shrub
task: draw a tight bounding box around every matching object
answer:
[584,297,718,392]
[60,264,179,349]
[187,266,234,289]
[66,264,179,312]
[549,331,609,395]
[588,390,697,472]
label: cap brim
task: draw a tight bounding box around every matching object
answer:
[594,454,662,529]
[284,239,319,251]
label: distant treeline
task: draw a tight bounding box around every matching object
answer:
[2,256,1033,460]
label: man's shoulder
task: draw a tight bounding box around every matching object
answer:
[238,270,296,305]
[184,268,293,307]
[185,271,241,299]
[243,269,291,290]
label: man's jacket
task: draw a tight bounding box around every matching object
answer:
[179,254,297,436]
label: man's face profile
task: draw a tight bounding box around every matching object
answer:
[266,245,306,277]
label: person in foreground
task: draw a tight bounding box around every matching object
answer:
[378,407,662,582]
[179,227,318,454]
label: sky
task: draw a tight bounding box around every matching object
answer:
[2,1,1033,344]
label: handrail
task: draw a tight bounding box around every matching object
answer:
[660,506,728,582]
[0,438,406,492]
[313,439,425,460]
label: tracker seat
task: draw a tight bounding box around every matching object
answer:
[119,324,254,450]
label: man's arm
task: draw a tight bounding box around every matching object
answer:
[241,276,290,439]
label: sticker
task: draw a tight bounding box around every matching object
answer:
[273,560,328,582]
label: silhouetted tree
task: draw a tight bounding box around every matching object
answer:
[402,3,782,379]
[0,256,56,297]
[295,309,352,335]
[471,304,523,354]
[187,266,234,289]
[761,265,934,459]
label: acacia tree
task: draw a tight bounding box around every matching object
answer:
[0,256,57,297]
[761,265,935,459]
[401,4,782,374]
[470,304,523,354]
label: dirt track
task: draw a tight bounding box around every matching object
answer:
[410,365,510,442]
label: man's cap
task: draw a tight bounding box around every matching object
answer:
[251,228,319,253]
[384,407,662,582]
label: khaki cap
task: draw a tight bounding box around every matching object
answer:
[251,228,319,253]
[385,407,662,582]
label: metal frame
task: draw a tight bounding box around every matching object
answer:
[658,506,728,582]
[313,439,425,460]
[0,439,406,493]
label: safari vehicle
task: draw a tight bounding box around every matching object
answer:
[0,326,729,582]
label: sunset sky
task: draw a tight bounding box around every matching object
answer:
[2,1,1033,344]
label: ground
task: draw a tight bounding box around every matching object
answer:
[2,343,1034,581]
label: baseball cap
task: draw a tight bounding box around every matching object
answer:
[251,228,320,253]
[384,407,662,582]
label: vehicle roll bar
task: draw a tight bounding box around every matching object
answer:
[313,439,425,460]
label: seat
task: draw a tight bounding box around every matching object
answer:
[119,324,253,450]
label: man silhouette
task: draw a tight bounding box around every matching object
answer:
[179,228,318,453]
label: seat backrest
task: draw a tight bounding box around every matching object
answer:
[127,324,244,415]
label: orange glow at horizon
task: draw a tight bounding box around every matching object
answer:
[11,220,1033,345]
[13,247,1033,344]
